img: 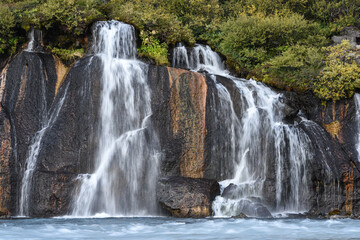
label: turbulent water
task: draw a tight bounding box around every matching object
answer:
[173,44,313,216]
[0,218,359,240]
[73,21,160,216]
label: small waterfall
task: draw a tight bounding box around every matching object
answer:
[173,44,313,216]
[19,82,69,216]
[73,21,160,216]
[355,93,360,160]
[173,44,228,75]
[25,28,43,52]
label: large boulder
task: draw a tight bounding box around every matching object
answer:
[156,176,220,217]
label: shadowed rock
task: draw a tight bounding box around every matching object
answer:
[156,176,220,218]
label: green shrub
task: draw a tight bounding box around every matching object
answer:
[262,45,324,90]
[218,13,328,72]
[106,0,194,45]
[314,40,360,101]
[138,35,169,65]
[49,47,84,62]
[0,4,16,55]
[36,0,103,34]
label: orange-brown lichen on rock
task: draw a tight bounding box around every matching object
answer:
[322,101,351,143]
[323,121,342,142]
[0,116,12,216]
[167,67,207,178]
[54,56,70,97]
[343,164,354,214]
[165,205,211,218]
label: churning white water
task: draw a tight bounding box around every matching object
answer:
[19,82,69,216]
[173,44,313,217]
[73,21,160,216]
[1,217,360,240]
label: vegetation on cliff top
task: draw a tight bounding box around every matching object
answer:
[0,0,360,101]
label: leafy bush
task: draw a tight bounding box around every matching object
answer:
[35,0,103,34]
[106,0,194,45]
[263,44,324,91]
[218,13,328,72]
[138,35,169,65]
[0,4,16,55]
[314,40,360,101]
[49,47,84,63]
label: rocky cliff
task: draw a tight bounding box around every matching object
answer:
[0,45,359,218]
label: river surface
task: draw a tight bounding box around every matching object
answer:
[1,217,360,240]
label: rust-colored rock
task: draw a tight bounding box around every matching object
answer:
[0,113,12,217]
[167,67,207,178]
[54,56,69,97]
[343,164,354,214]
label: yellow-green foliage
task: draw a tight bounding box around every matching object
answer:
[106,0,194,45]
[218,13,328,72]
[0,0,359,102]
[49,47,84,62]
[34,0,103,34]
[314,40,360,101]
[138,35,169,65]
[263,45,324,90]
[160,0,223,39]
[0,4,16,54]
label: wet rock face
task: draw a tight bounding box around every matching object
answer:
[156,176,220,218]
[0,52,102,217]
[30,55,102,217]
[1,49,360,218]
[149,66,208,179]
[0,51,58,216]
[294,93,360,217]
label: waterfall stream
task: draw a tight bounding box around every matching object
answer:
[173,44,313,216]
[19,82,69,216]
[73,21,160,216]
[355,93,360,161]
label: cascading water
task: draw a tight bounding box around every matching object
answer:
[355,93,360,161]
[73,21,160,216]
[25,28,43,52]
[19,82,69,216]
[173,43,228,75]
[173,44,313,216]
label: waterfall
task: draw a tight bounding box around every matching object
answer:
[25,28,43,52]
[355,93,360,161]
[19,82,69,216]
[173,44,228,75]
[73,21,160,216]
[173,44,313,216]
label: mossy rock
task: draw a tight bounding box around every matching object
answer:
[232,212,248,219]
[328,208,341,216]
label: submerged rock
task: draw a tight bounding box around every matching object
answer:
[156,176,220,218]
[232,212,247,218]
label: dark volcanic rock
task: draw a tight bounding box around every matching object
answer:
[0,51,58,216]
[231,199,272,218]
[156,176,220,217]
[31,55,102,217]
